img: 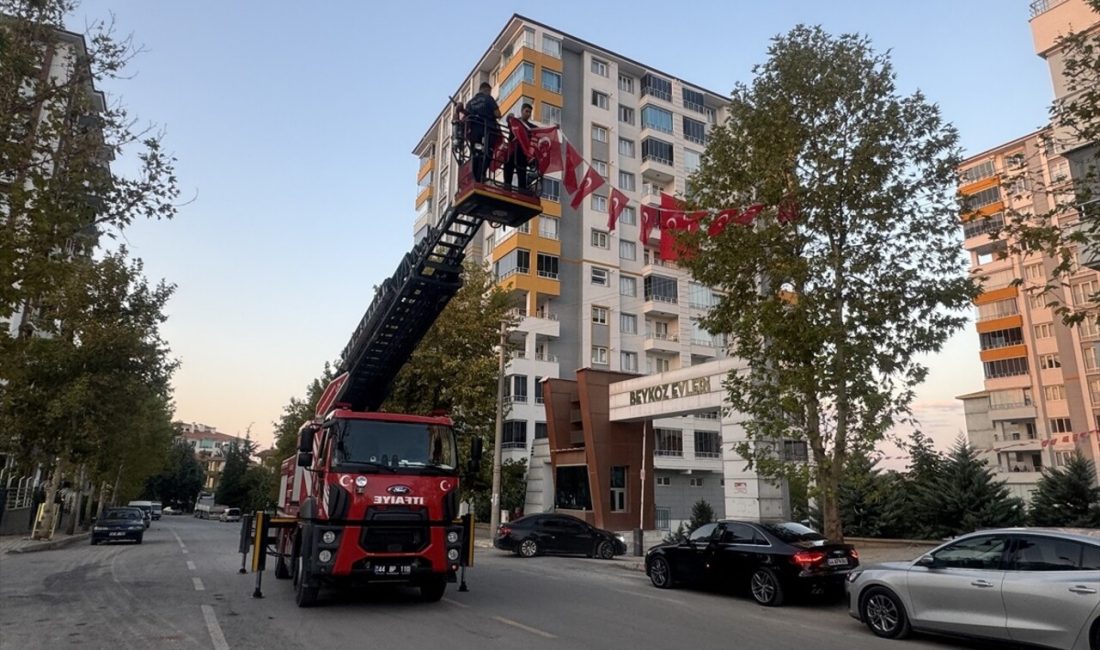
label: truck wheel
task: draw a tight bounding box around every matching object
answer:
[295,554,319,607]
[274,556,291,580]
[419,578,446,602]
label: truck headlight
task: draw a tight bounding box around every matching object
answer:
[447,549,460,561]
[318,550,333,563]
[322,531,336,544]
[446,531,459,544]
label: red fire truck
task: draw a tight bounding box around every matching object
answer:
[273,113,542,606]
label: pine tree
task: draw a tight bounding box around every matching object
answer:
[924,438,1025,538]
[838,453,890,538]
[1030,455,1100,528]
[904,431,948,538]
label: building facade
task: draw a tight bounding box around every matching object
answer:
[177,423,248,491]
[412,15,735,530]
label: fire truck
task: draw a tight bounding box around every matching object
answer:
[274,113,542,606]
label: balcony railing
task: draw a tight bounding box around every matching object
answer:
[642,152,673,166]
[535,352,558,362]
[644,293,678,304]
[537,270,559,280]
[654,449,683,457]
[497,267,530,281]
[694,451,721,459]
[1029,0,1067,17]
[533,311,558,321]
[646,331,679,342]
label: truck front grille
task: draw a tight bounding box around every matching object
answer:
[359,508,428,553]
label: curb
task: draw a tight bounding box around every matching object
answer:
[6,532,91,554]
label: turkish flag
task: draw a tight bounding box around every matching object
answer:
[1041,439,1049,448]
[488,135,513,172]
[640,205,659,243]
[659,210,700,261]
[530,126,562,174]
[563,143,584,195]
[608,188,629,232]
[569,166,606,209]
[660,192,684,210]
[507,116,533,158]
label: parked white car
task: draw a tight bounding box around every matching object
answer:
[846,528,1100,649]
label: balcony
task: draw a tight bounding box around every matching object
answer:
[988,404,1037,422]
[645,331,680,353]
[643,294,679,317]
[641,152,675,184]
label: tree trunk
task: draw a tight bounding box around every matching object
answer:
[66,465,85,535]
[32,462,63,540]
[83,479,98,529]
[95,480,109,521]
[819,474,843,542]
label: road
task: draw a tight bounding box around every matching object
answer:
[0,516,1009,650]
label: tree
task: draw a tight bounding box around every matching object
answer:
[143,438,204,511]
[901,430,948,538]
[1030,454,1100,527]
[838,452,893,538]
[920,438,1024,539]
[270,363,335,467]
[679,25,976,540]
[664,498,716,543]
[215,439,255,508]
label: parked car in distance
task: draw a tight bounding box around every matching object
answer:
[150,501,163,520]
[645,520,859,607]
[91,508,145,545]
[162,506,176,515]
[219,507,241,523]
[495,514,628,559]
[127,501,153,528]
[847,528,1100,650]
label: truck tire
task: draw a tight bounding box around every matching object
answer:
[295,553,319,607]
[419,578,446,602]
[274,556,291,580]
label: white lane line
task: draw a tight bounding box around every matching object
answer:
[201,605,230,650]
[172,530,186,549]
[192,577,205,591]
[186,561,196,571]
[441,597,469,608]
[492,616,557,639]
[181,548,189,555]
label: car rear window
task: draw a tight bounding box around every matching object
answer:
[761,522,825,543]
[105,510,139,520]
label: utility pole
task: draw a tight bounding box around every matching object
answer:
[489,321,507,538]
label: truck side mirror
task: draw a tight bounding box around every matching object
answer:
[298,425,317,453]
[297,451,313,468]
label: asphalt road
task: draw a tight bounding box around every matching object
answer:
[0,516,1011,650]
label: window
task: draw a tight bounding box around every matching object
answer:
[1008,536,1100,571]
[541,177,561,202]
[962,212,1005,240]
[655,428,683,456]
[506,375,528,403]
[592,90,609,110]
[683,149,702,175]
[539,217,559,240]
[620,312,637,334]
[592,305,609,324]
[620,205,637,225]
[655,475,670,486]
[620,351,639,371]
[976,298,1019,321]
[1028,292,1049,310]
[592,346,609,365]
[619,240,636,260]
[1050,417,1073,433]
[592,159,608,175]
[536,253,559,279]
[592,195,608,212]
[688,282,719,309]
[619,137,636,158]
[689,477,704,487]
[979,327,1024,351]
[695,430,720,458]
[620,275,637,296]
[591,267,610,286]
[591,58,609,76]
[1080,318,1100,340]
[1034,323,1054,339]
[610,465,626,512]
[534,422,548,439]
[541,69,562,94]
[1085,346,1099,371]
[682,87,705,112]
[618,105,635,125]
[683,116,706,144]
[964,186,1002,211]
[494,248,530,280]
[783,440,809,462]
[960,159,996,184]
[1090,378,1100,403]
[592,124,609,143]
[618,171,636,191]
[591,229,610,248]
[1072,280,1098,305]
[502,420,527,449]
[641,105,674,133]
[555,466,591,510]
[645,274,679,303]
[1043,384,1066,401]
[1039,353,1062,369]
[500,62,535,100]
[641,74,672,101]
[642,138,674,165]
[618,74,634,94]
[652,357,671,372]
[983,357,1029,379]
[932,535,1008,570]
[542,35,562,58]
[541,102,562,125]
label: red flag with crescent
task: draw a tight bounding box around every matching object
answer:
[569,166,606,209]
[563,142,584,195]
[530,126,562,174]
[608,188,629,232]
[640,205,659,243]
[659,210,701,261]
[507,116,533,158]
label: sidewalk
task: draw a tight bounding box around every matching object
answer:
[0,531,91,555]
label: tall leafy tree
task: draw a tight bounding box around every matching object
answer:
[1030,454,1100,527]
[679,25,976,539]
[143,439,205,510]
[215,439,255,508]
[921,438,1024,538]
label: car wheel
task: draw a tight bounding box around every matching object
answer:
[750,568,785,607]
[596,540,615,560]
[649,556,673,589]
[419,578,447,602]
[136,535,143,545]
[860,587,911,639]
[518,538,539,558]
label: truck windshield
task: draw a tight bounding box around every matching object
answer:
[335,420,457,472]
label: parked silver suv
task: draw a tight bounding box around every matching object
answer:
[846,528,1100,649]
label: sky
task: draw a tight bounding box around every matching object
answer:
[72,1,1054,454]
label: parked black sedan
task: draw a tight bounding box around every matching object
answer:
[645,520,859,606]
[495,514,628,559]
[90,508,146,545]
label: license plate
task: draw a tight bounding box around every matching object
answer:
[372,564,412,576]
[109,532,125,537]
[827,557,849,566]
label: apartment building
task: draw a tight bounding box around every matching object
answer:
[958,129,1100,501]
[412,15,732,529]
[178,423,249,491]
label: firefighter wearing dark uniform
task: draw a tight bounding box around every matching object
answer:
[464,82,501,183]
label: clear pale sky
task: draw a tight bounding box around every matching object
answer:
[75,1,1052,453]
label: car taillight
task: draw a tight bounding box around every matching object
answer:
[498,526,512,537]
[791,550,826,568]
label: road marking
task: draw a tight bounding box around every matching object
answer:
[442,597,469,609]
[172,530,186,549]
[186,561,196,571]
[181,548,189,554]
[201,605,230,650]
[492,616,557,639]
[192,577,205,591]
